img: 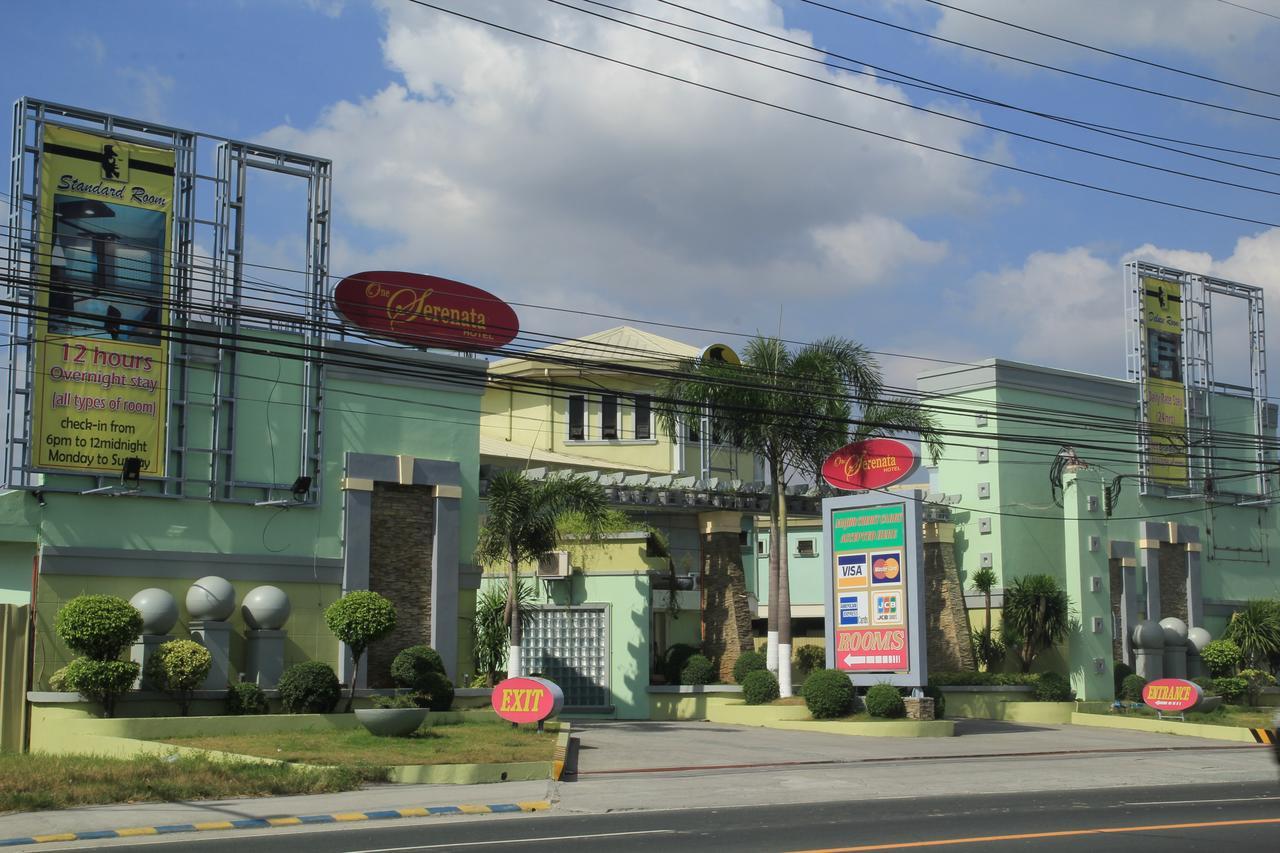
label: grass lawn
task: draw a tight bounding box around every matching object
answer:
[161,717,560,768]
[0,752,370,813]
[1077,702,1278,728]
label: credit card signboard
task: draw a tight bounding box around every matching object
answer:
[831,503,909,673]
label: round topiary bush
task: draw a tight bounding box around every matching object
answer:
[663,643,699,684]
[55,595,143,661]
[278,661,341,714]
[794,644,825,676]
[680,654,716,685]
[1120,673,1147,702]
[145,639,213,716]
[391,645,446,690]
[63,658,140,718]
[732,650,767,685]
[864,683,906,718]
[1034,672,1073,702]
[1200,639,1242,678]
[803,669,854,719]
[416,670,456,711]
[325,590,397,710]
[741,670,780,705]
[226,681,269,715]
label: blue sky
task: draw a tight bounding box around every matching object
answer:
[6,0,1280,388]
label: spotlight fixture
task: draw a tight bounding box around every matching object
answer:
[120,457,142,486]
[290,476,312,501]
[32,490,47,508]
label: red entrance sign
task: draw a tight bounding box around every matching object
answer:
[822,438,918,492]
[834,627,908,672]
[1141,678,1202,712]
[333,270,519,351]
[491,677,564,724]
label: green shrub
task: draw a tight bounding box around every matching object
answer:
[971,626,1006,672]
[803,669,854,719]
[390,645,446,691]
[226,682,269,715]
[414,671,455,712]
[1191,676,1216,695]
[741,670,780,705]
[1239,668,1276,706]
[1214,675,1248,703]
[145,639,213,716]
[370,693,420,709]
[663,643,699,684]
[325,591,397,711]
[1200,639,1242,678]
[680,654,716,685]
[864,683,905,718]
[1120,673,1147,702]
[278,661,341,714]
[1034,672,1073,702]
[63,658,140,718]
[55,595,143,661]
[47,665,71,692]
[928,671,1041,688]
[1223,600,1280,668]
[732,650,767,684]
[1113,661,1133,697]
[794,645,825,676]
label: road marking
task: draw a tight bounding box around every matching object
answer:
[347,829,676,852]
[1126,795,1280,805]
[787,817,1280,851]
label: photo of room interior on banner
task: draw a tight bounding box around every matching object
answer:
[2,98,1279,742]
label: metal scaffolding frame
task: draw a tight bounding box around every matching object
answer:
[3,98,330,504]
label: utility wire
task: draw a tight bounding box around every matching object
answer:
[918,0,1280,99]
[1213,0,1280,22]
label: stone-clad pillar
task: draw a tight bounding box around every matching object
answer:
[699,511,754,683]
[922,515,975,672]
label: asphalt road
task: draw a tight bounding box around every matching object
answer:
[47,780,1280,853]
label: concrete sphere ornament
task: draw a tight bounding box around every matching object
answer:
[186,576,236,622]
[242,585,291,630]
[129,588,178,635]
[1131,619,1165,650]
[1159,616,1189,647]
[1187,626,1212,654]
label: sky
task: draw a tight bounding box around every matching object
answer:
[6,0,1280,391]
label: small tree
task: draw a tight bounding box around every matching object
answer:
[1001,574,1072,673]
[1200,639,1243,678]
[473,581,536,685]
[1223,600,1280,669]
[969,566,1004,671]
[145,639,212,716]
[55,594,143,718]
[325,590,397,711]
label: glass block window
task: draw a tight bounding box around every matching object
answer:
[521,606,610,708]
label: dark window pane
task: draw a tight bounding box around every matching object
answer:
[635,394,651,440]
[569,395,585,441]
[602,394,618,439]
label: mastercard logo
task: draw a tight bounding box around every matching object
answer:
[872,557,900,580]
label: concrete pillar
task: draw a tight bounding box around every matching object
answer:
[131,634,173,690]
[244,629,287,688]
[189,621,234,690]
[1137,522,1165,623]
[1062,470,1112,700]
[699,511,753,683]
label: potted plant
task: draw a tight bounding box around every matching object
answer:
[355,693,427,737]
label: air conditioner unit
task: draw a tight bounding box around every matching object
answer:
[537,550,571,579]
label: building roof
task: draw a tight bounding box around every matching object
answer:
[478,435,669,474]
[489,325,702,376]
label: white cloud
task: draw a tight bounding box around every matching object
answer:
[922,0,1275,69]
[115,67,175,122]
[260,0,990,340]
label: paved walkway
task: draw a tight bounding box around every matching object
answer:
[1,719,1275,850]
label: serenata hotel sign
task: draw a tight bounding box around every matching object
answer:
[333,270,519,351]
[822,438,918,493]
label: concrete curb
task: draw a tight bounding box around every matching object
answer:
[1071,712,1262,743]
[553,725,571,781]
[0,801,553,848]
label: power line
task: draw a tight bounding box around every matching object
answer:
[401,1,1280,228]
[795,0,1280,123]
[918,0,1280,99]
[1212,0,1280,23]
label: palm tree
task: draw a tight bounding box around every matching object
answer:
[1001,574,1072,673]
[969,566,1003,671]
[475,470,609,678]
[1223,599,1280,670]
[658,336,942,696]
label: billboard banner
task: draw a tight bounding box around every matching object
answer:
[1141,276,1187,487]
[824,496,926,686]
[32,125,173,477]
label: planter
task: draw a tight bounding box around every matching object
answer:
[355,707,428,737]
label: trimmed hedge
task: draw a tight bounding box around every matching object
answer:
[742,670,780,705]
[1034,671,1073,702]
[55,595,143,661]
[663,644,700,684]
[226,682,269,715]
[803,669,854,719]
[732,650,767,685]
[927,671,1040,687]
[278,661,340,714]
[680,654,716,686]
[864,683,905,718]
[1120,673,1147,702]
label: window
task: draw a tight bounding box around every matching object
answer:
[601,394,618,440]
[795,538,817,557]
[634,394,651,440]
[568,395,585,441]
[757,538,768,556]
[687,417,700,442]
[520,606,609,708]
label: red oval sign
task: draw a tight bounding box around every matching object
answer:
[491,677,564,724]
[1141,678,1202,712]
[822,438,918,492]
[332,271,519,351]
